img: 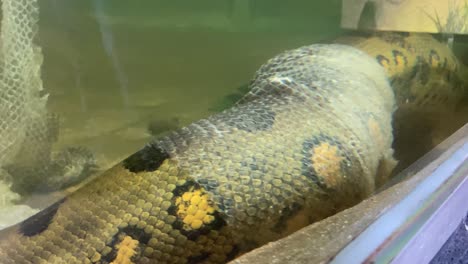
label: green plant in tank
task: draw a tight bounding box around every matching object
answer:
[426,0,468,33]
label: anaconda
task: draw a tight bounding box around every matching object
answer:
[0,32,466,264]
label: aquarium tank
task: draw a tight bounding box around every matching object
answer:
[0,0,466,263]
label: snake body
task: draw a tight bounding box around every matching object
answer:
[0,33,465,263]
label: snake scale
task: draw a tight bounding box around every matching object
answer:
[0,32,466,263]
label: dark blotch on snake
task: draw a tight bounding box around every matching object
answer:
[19,198,66,237]
[123,142,170,173]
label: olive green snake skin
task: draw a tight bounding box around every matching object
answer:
[0,33,466,264]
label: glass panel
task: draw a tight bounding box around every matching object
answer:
[0,1,466,263]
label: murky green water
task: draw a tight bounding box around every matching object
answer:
[39,0,344,167]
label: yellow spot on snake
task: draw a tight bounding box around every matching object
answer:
[190,195,201,205]
[380,59,389,70]
[393,55,406,73]
[182,192,192,202]
[394,55,405,66]
[175,188,216,230]
[311,143,344,187]
[111,236,139,264]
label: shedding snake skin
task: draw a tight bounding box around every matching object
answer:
[0,33,466,264]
